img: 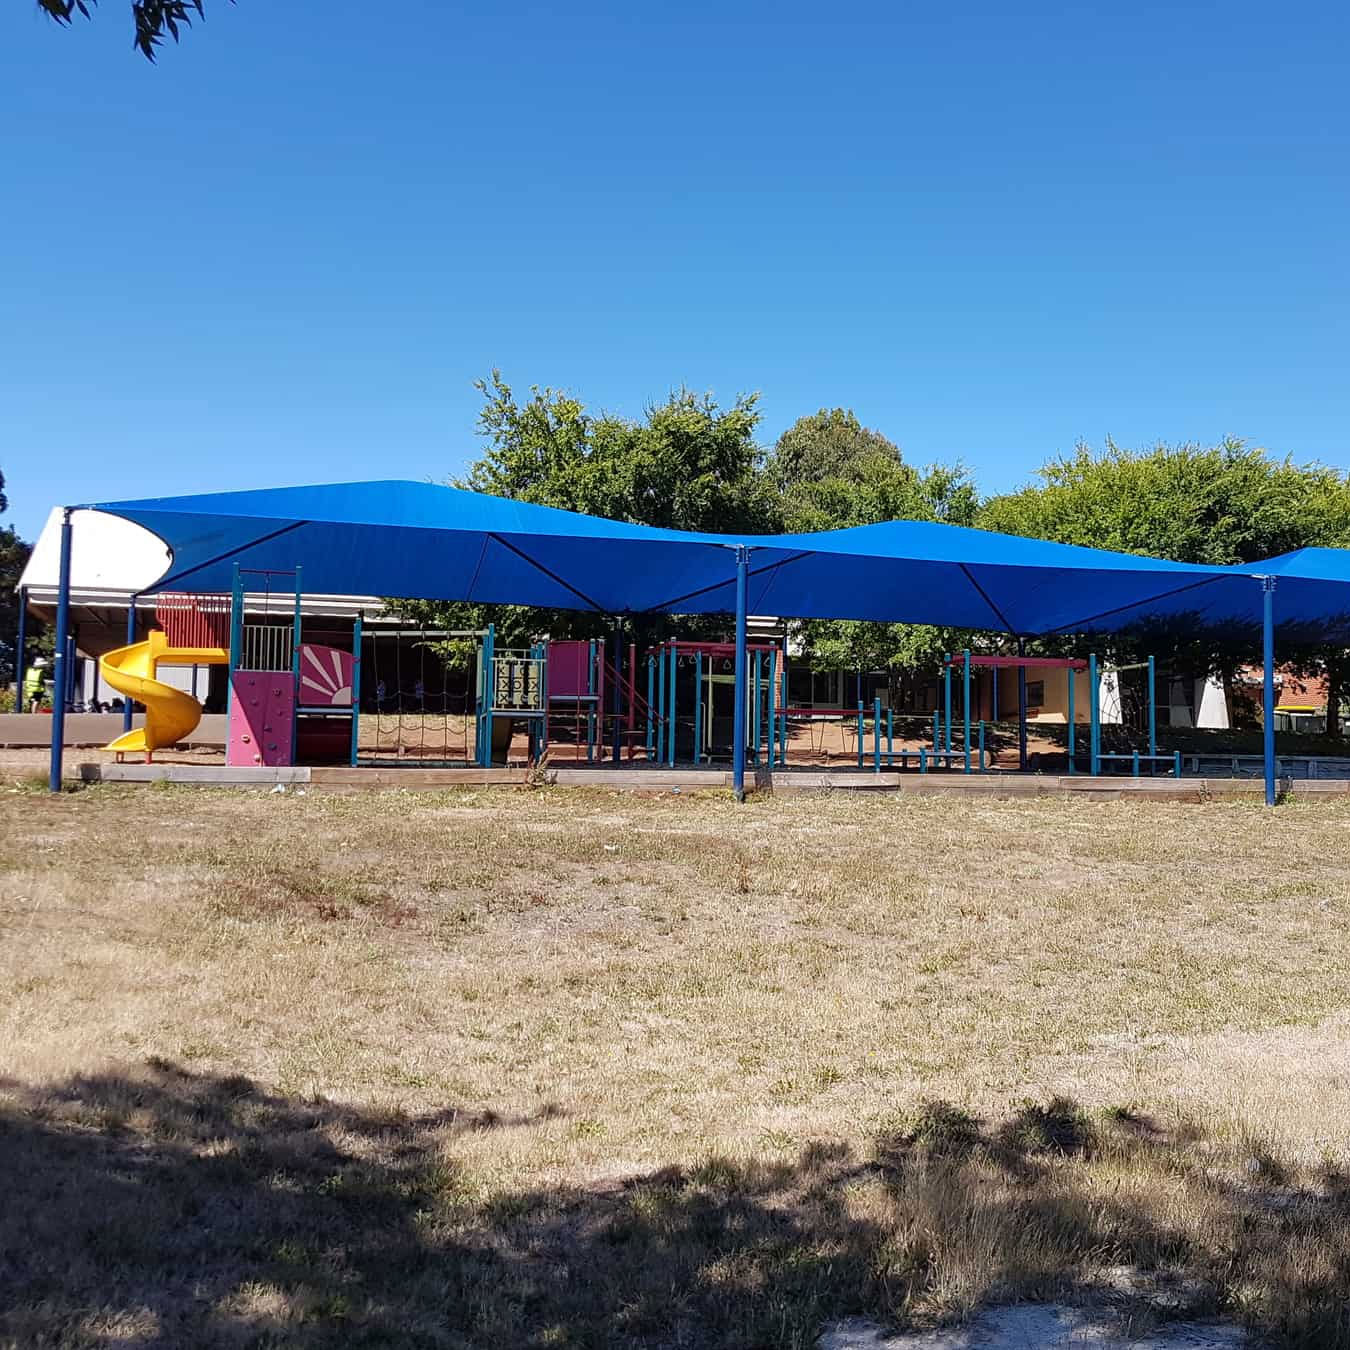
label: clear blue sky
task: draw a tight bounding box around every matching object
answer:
[2,1,1347,541]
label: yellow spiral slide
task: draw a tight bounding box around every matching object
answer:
[100,629,229,759]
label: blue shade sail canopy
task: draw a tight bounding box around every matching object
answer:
[79,478,1350,637]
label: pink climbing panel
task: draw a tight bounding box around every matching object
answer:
[297,643,355,707]
[547,640,594,700]
[227,671,296,767]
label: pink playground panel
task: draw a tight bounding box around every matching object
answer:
[227,671,296,767]
[297,643,355,707]
[547,640,596,702]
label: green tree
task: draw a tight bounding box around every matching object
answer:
[766,409,982,707]
[1,470,42,693]
[979,437,1350,564]
[465,371,777,534]
[37,0,212,60]
[399,373,777,651]
[979,438,1350,733]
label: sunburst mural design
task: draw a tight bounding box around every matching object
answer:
[299,644,354,706]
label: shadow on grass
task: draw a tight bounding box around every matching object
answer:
[3,1068,1350,1348]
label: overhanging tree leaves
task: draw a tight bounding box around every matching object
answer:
[37,0,217,60]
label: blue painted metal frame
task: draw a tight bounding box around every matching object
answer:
[1262,576,1277,806]
[732,547,749,800]
[123,600,138,734]
[656,644,666,763]
[1088,652,1100,776]
[478,623,495,767]
[962,648,972,774]
[290,567,303,765]
[349,611,363,767]
[48,509,74,792]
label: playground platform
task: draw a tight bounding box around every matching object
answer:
[70,760,1350,800]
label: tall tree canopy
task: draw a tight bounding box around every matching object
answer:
[979,438,1350,729]
[1,470,39,689]
[767,409,981,696]
[465,371,777,534]
[979,438,1350,565]
[400,374,776,650]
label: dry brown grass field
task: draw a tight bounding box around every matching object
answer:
[3,778,1350,1348]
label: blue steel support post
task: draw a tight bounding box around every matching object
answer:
[979,719,986,771]
[229,566,244,670]
[962,648,972,774]
[931,709,938,753]
[886,707,893,767]
[48,509,74,792]
[226,567,243,756]
[290,567,303,764]
[349,611,363,766]
[473,633,484,765]
[1147,654,1157,766]
[732,547,749,801]
[475,629,486,766]
[1262,577,1277,806]
[531,634,542,761]
[533,642,546,763]
[1069,661,1080,772]
[693,650,703,764]
[873,696,881,773]
[772,648,783,766]
[943,657,952,756]
[656,645,666,762]
[1089,652,1100,776]
[856,702,864,769]
[13,586,27,715]
[480,623,495,767]
[1016,637,1028,771]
